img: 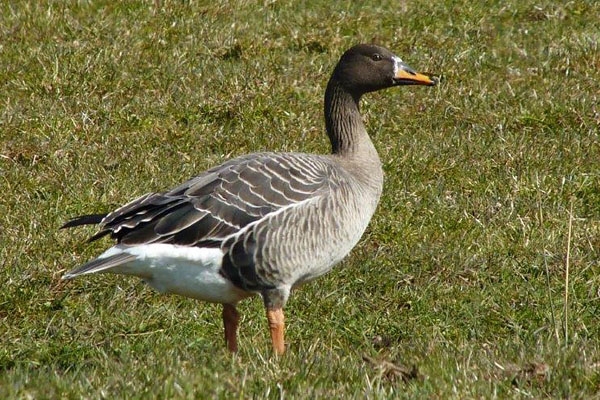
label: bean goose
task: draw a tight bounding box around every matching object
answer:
[62,44,436,355]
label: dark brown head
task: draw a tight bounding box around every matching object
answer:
[331,44,436,96]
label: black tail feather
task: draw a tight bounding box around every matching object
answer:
[61,213,107,229]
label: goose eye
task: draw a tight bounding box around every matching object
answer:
[371,53,382,61]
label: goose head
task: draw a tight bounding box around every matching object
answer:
[331,44,436,97]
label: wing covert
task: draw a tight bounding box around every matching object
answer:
[91,153,333,247]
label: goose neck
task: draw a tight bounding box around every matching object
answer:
[324,80,370,156]
[324,79,383,191]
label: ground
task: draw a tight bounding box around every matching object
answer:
[1,0,599,398]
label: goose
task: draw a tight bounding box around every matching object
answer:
[61,44,436,355]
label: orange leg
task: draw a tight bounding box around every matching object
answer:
[266,308,285,355]
[222,304,240,353]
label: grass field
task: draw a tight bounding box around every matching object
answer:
[1,0,599,398]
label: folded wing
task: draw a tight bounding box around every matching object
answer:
[73,153,333,249]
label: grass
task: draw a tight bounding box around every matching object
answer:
[1,0,599,398]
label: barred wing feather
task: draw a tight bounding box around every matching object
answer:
[90,153,332,248]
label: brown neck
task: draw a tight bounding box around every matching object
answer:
[324,80,367,156]
[324,78,383,191]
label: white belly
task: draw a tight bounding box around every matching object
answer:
[97,244,250,304]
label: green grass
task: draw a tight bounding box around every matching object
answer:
[1,0,599,398]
